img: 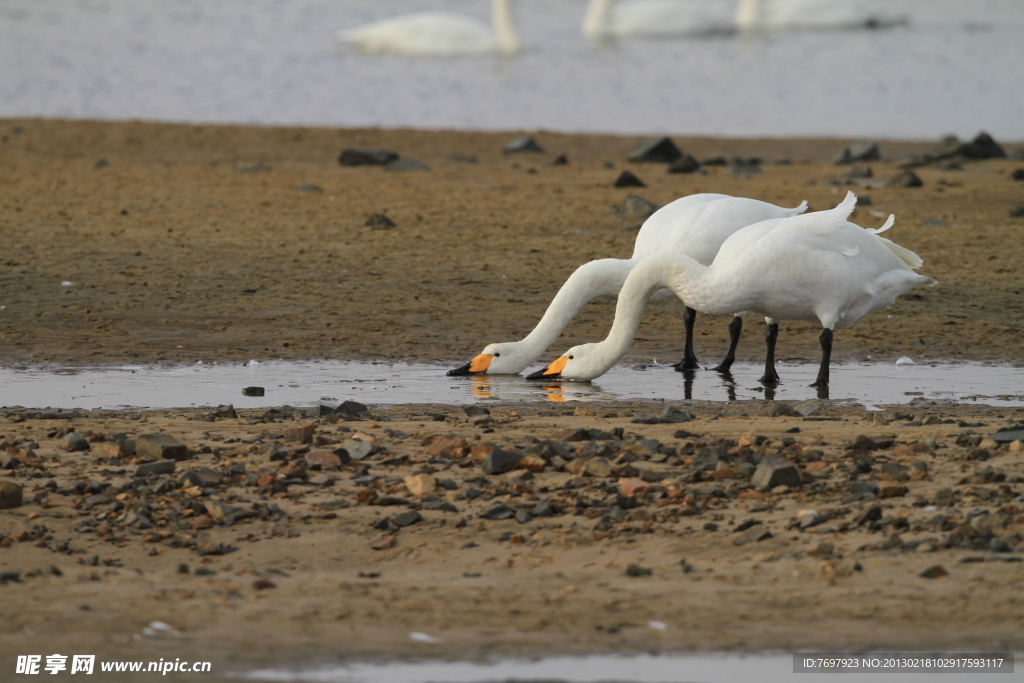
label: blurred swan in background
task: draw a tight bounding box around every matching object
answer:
[338,0,519,56]
[582,0,734,39]
[736,0,908,32]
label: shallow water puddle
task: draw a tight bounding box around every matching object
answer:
[239,652,1015,683]
[0,361,1022,410]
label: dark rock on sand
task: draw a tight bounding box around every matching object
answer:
[338,148,400,166]
[834,141,880,164]
[552,154,569,165]
[727,157,762,178]
[667,153,701,174]
[886,170,923,188]
[243,386,265,397]
[752,457,801,490]
[135,460,176,477]
[136,433,188,461]
[0,481,23,509]
[614,171,645,188]
[933,132,1006,160]
[627,137,682,163]
[60,432,90,452]
[503,136,543,153]
[392,510,422,527]
[617,194,660,221]
[365,213,396,229]
[483,448,523,476]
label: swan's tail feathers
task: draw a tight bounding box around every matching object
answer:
[787,200,809,216]
[871,214,896,234]
[833,191,858,220]
[878,237,925,269]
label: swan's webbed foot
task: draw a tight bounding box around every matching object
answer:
[672,357,700,372]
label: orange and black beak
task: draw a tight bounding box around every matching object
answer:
[526,356,568,380]
[447,354,494,376]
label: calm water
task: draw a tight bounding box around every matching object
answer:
[1,0,1023,139]
[1,360,1021,411]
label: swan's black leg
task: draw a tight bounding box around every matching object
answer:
[720,370,737,401]
[682,369,695,400]
[759,323,780,384]
[712,316,743,372]
[673,307,700,371]
[811,328,833,388]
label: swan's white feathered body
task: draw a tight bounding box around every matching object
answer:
[583,0,734,38]
[451,193,808,375]
[338,0,519,56]
[736,0,906,32]
[543,192,934,381]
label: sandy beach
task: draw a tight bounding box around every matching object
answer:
[1,119,1024,680]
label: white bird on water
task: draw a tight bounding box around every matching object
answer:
[448,194,808,377]
[528,191,935,387]
[735,0,908,32]
[337,0,520,56]
[582,0,735,39]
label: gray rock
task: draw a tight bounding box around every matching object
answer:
[211,404,237,419]
[613,170,645,188]
[531,499,554,517]
[503,136,543,153]
[834,141,880,164]
[341,439,374,461]
[991,429,1024,443]
[0,453,19,469]
[243,386,265,397]
[841,164,873,181]
[136,433,188,461]
[338,148,399,166]
[365,213,396,229]
[625,563,653,577]
[61,432,90,452]
[551,153,568,165]
[856,505,882,526]
[733,526,773,545]
[135,460,176,477]
[617,194,660,221]
[1009,205,1024,218]
[483,448,523,476]
[627,137,682,163]
[933,132,1005,160]
[318,498,352,510]
[337,400,371,418]
[515,509,531,524]
[659,406,693,423]
[667,154,701,174]
[297,183,324,193]
[886,170,923,188]
[196,533,226,556]
[385,159,430,172]
[463,406,490,417]
[795,399,826,416]
[766,402,799,417]
[0,481,23,509]
[752,457,801,490]
[727,157,762,178]
[392,510,422,527]
[480,502,516,520]
[919,564,948,579]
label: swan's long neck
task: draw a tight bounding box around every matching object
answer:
[492,0,520,53]
[592,253,717,375]
[519,258,635,352]
[582,0,614,37]
[735,0,763,31]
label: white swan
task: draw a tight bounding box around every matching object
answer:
[736,0,907,32]
[448,194,808,376]
[583,0,735,39]
[337,0,519,56]
[528,192,935,386]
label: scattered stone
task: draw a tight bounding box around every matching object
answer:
[337,400,371,419]
[554,428,591,442]
[886,170,923,188]
[135,433,189,461]
[481,502,516,520]
[919,564,948,579]
[305,450,343,471]
[365,213,396,229]
[625,563,653,577]
[338,148,399,166]
[532,499,554,517]
[0,481,23,509]
[503,136,543,153]
[211,404,237,419]
[252,579,276,590]
[701,156,727,166]
[463,406,490,417]
[933,132,1005,160]
[733,526,773,546]
[243,386,265,397]
[552,154,569,165]
[297,183,324,193]
[627,137,682,163]
[841,164,873,181]
[795,399,826,417]
[404,474,436,496]
[1008,168,1024,181]
[752,457,802,490]
[659,406,693,423]
[371,535,396,550]
[582,458,613,478]
[135,460,176,477]
[616,194,660,221]
[613,171,645,188]
[59,432,90,452]
[856,505,883,526]
[727,157,761,178]
[879,483,908,498]
[483,448,525,475]
[834,141,880,164]
[766,402,798,417]
[385,159,430,172]
[667,154,701,174]
[392,511,422,527]
[196,534,226,556]
[991,429,1024,443]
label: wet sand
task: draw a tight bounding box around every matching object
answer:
[1,119,1024,679]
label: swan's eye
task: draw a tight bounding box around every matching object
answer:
[568,355,574,360]
[494,353,500,357]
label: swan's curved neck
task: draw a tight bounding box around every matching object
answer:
[492,0,520,53]
[593,253,716,374]
[519,258,635,352]
[735,0,763,31]
[582,0,614,37]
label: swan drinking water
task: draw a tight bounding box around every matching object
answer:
[528,192,935,387]
[448,194,808,377]
[337,0,520,56]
